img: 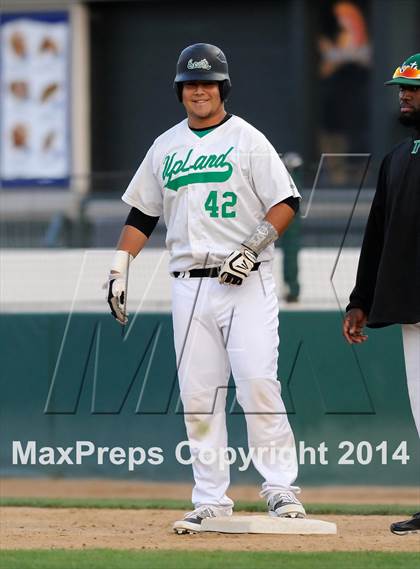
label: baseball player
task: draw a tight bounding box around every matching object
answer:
[106,43,305,533]
[343,53,420,536]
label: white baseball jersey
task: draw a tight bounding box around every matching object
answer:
[122,115,300,272]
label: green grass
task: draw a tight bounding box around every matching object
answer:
[0,550,419,569]
[0,496,417,516]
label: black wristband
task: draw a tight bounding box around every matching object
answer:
[125,207,159,238]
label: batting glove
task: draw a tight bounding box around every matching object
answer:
[104,272,128,325]
[218,246,257,286]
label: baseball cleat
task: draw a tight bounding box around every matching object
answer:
[390,512,420,535]
[267,490,306,519]
[173,505,233,534]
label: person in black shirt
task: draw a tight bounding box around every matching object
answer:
[343,53,420,536]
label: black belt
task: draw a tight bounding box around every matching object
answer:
[172,263,261,279]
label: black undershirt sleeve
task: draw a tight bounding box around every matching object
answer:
[280,196,300,214]
[125,207,160,238]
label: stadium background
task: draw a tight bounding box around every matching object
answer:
[0,0,419,567]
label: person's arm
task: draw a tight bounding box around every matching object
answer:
[264,198,297,236]
[219,135,300,286]
[107,141,163,321]
[218,197,299,286]
[342,158,388,343]
[106,208,160,323]
[112,205,160,267]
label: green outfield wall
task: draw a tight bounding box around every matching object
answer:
[1,312,418,485]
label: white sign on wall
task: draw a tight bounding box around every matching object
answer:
[0,11,70,186]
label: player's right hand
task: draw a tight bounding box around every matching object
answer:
[218,247,257,286]
[343,308,368,344]
[104,272,128,325]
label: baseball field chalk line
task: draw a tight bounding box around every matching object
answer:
[201,516,337,535]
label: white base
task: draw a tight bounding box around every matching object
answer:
[201,515,337,535]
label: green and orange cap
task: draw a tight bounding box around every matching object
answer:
[385,53,420,87]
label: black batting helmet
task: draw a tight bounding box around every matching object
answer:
[174,43,231,102]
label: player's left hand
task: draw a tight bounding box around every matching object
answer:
[218,247,257,286]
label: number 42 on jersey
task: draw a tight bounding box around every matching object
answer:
[205,190,237,218]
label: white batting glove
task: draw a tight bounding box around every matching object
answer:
[104,272,128,325]
[218,247,257,286]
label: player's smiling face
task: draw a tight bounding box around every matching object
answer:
[182,81,226,128]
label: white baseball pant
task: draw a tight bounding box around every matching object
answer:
[171,263,299,508]
[401,323,420,437]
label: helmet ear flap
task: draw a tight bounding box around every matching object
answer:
[220,79,231,102]
[174,82,183,102]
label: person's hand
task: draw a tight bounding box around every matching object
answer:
[218,247,257,286]
[343,308,368,344]
[104,272,128,325]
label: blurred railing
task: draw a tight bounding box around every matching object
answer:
[0,164,376,250]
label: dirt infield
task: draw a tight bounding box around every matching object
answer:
[1,480,419,553]
[2,478,419,505]
[1,507,420,552]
